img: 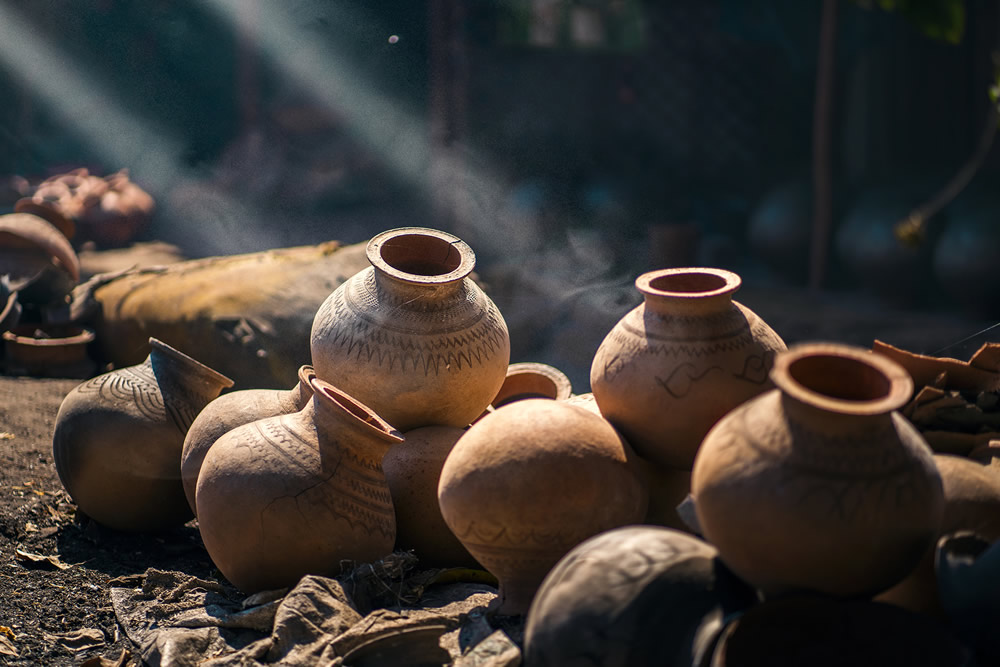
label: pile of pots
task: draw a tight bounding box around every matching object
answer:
[48,225,990,664]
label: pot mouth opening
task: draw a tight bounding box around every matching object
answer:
[312,378,404,442]
[637,268,740,299]
[368,227,475,284]
[491,363,572,408]
[773,344,912,415]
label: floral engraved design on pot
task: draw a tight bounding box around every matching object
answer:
[733,350,777,385]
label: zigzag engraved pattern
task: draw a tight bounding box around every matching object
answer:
[316,286,507,376]
[254,417,395,539]
[450,520,579,549]
[348,270,487,331]
[601,329,755,383]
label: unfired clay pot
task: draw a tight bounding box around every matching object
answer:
[180,365,316,514]
[525,526,757,667]
[878,448,1000,614]
[52,338,234,531]
[692,343,944,597]
[310,227,510,431]
[438,399,648,615]
[590,267,786,470]
[382,425,478,568]
[196,377,403,593]
[490,362,573,409]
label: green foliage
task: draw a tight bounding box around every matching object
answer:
[852,0,965,44]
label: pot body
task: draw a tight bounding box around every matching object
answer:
[591,268,786,470]
[310,227,510,431]
[196,378,402,593]
[692,343,944,597]
[382,425,478,568]
[525,526,757,667]
[52,338,233,531]
[438,399,648,615]
[180,365,315,514]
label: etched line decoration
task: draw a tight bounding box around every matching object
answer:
[655,363,725,398]
[314,275,508,376]
[77,364,167,426]
[732,350,777,385]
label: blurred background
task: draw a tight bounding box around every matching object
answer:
[3,0,1000,385]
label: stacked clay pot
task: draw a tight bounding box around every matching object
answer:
[590,267,785,528]
[381,425,477,568]
[196,377,403,593]
[438,399,648,615]
[310,227,511,431]
[180,365,316,514]
[692,342,944,597]
[525,526,757,666]
[52,338,233,531]
[490,362,573,408]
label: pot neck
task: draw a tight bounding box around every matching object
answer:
[366,226,475,302]
[282,365,316,412]
[306,377,403,458]
[637,268,740,317]
[372,267,466,302]
[147,338,233,402]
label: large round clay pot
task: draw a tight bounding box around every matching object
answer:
[180,365,316,514]
[692,343,944,598]
[0,212,79,303]
[438,399,648,615]
[590,267,786,470]
[196,377,403,593]
[52,338,234,532]
[3,324,96,378]
[310,227,511,431]
[708,596,973,667]
[878,450,1000,614]
[524,526,758,667]
[382,425,478,568]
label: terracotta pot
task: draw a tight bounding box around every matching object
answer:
[52,338,234,532]
[438,399,648,615]
[381,425,478,567]
[196,377,403,593]
[310,227,510,431]
[692,343,944,597]
[525,526,757,667]
[563,391,600,415]
[590,267,786,470]
[491,362,573,409]
[180,365,316,514]
[0,286,21,334]
[13,198,75,239]
[709,596,973,667]
[878,451,1000,614]
[3,324,96,379]
[0,212,79,303]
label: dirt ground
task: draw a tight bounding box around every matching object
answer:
[0,279,997,665]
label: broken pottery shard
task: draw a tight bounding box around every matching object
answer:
[454,629,522,667]
[873,340,1000,393]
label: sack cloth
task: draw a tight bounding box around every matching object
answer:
[110,558,521,667]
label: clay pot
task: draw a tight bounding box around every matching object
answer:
[381,425,478,567]
[692,343,944,597]
[3,324,96,379]
[438,399,648,615]
[0,212,79,303]
[491,362,573,409]
[52,338,234,532]
[878,450,1000,614]
[525,526,757,667]
[180,365,317,514]
[590,267,786,470]
[196,377,403,593]
[936,532,1000,661]
[563,391,600,415]
[310,227,511,431]
[13,198,75,239]
[0,284,21,333]
[708,596,973,667]
[747,179,812,283]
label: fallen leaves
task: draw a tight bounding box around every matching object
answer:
[42,627,106,652]
[14,546,71,570]
[0,627,16,656]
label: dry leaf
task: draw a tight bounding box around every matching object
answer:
[0,432,14,440]
[80,648,137,667]
[14,546,71,570]
[43,628,106,652]
[24,522,37,533]
[0,634,16,657]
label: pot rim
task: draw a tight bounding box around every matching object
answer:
[366,227,475,286]
[148,337,234,390]
[309,376,404,444]
[492,362,573,406]
[3,324,94,347]
[635,267,741,301]
[771,342,913,416]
